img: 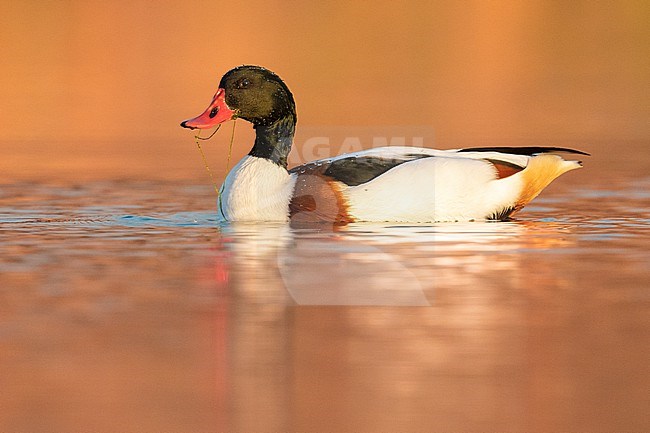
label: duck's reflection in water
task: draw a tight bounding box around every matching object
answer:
[211,220,584,431]
[218,220,572,307]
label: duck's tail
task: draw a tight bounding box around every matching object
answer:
[514,154,583,209]
[459,146,588,213]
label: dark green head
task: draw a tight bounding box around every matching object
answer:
[219,65,296,126]
[181,65,297,167]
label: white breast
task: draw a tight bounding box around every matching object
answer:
[218,156,297,222]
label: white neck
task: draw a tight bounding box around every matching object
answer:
[218,156,296,222]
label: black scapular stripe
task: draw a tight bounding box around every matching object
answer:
[322,154,431,186]
[458,146,590,156]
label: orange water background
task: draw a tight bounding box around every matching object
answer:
[2,3,650,433]
[1,1,649,181]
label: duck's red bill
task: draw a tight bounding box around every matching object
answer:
[180,88,235,130]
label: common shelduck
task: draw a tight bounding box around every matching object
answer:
[181,65,588,223]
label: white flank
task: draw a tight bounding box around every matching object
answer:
[345,155,523,222]
[218,156,297,222]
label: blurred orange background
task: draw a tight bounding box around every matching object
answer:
[1,1,648,180]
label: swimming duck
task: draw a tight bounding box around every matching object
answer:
[181,65,587,223]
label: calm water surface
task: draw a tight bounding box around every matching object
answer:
[1,146,649,432]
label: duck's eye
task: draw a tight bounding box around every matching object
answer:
[209,106,219,118]
[236,78,251,89]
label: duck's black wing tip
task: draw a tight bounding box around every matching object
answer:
[458,146,591,156]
